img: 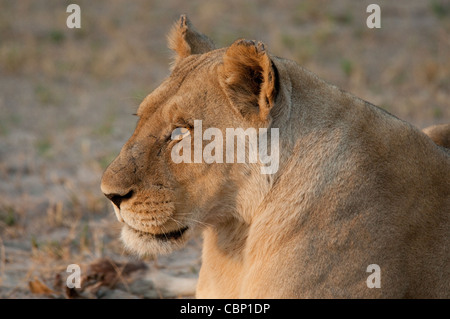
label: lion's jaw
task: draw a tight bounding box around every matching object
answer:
[103,163,270,257]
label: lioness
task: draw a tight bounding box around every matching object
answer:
[101,16,450,298]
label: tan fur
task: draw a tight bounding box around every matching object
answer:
[101,16,450,298]
[423,124,450,149]
[167,15,215,65]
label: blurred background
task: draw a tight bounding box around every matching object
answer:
[0,0,449,298]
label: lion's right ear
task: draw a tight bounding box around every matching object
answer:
[167,15,215,64]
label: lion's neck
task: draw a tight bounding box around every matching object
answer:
[198,59,356,297]
[197,163,272,297]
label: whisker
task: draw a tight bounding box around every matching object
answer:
[184,217,213,228]
[160,224,170,241]
[168,216,186,228]
[170,211,214,228]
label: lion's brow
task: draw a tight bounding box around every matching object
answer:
[136,92,168,117]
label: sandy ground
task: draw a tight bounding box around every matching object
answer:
[0,0,449,298]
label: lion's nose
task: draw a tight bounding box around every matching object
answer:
[104,190,133,209]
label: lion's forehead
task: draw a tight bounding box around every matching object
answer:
[137,80,178,117]
[137,65,224,127]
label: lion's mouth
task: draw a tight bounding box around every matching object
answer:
[127,224,189,241]
[153,226,189,240]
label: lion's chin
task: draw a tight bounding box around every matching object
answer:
[120,224,189,256]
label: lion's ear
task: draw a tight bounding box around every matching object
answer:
[167,15,215,63]
[219,39,278,124]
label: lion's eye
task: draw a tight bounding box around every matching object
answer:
[171,127,190,141]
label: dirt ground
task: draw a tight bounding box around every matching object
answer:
[0,0,449,298]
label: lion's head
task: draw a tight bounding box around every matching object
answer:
[100,15,279,256]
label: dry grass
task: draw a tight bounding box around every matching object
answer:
[0,0,449,298]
